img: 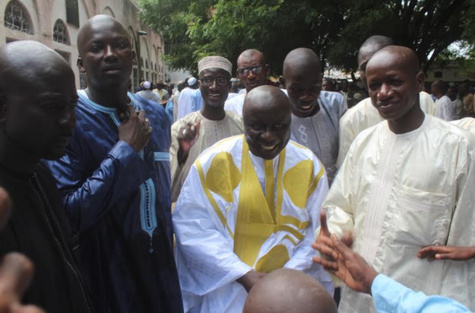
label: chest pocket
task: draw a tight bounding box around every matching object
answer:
[392,184,452,246]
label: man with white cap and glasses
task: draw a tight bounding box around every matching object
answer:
[170,56,244,201]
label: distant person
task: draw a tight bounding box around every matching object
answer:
[224,49,270,116]
[0,40,93,312]
[459,80,474,118]
[177,76,202,119]
[243,269,337,313]
[432,80,455,121]
[322,77,336,91]
[153,80,169,101]
[136,80,162,104]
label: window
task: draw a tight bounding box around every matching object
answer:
[4,0,33,34]
[53,19,70,45]
[66,0,79,27]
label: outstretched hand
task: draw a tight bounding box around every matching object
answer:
[177,119,201,165]
[418,245,475,261]
[313,233,377,295]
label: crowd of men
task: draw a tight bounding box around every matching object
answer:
[0,13,474,313]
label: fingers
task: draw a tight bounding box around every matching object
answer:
[312,256,338,271]
[0,187,11,230]
[331,234,353,259]
[417,246,449,259]
[180,121,200,141]
[341,230,354,248]
[0,253,35,300]
[312,241,338,260]
[319,211,331,238]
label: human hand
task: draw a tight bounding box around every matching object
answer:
[177,120,201,165]
[313,234,377,295]
[237,270,266,293]
[418,245,475,261]
[118,106,152,151]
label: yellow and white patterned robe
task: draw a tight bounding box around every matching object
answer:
[173,135,333,313]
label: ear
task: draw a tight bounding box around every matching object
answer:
[77,57,86,73]
[416,71,425,92]
[264,64,270,76]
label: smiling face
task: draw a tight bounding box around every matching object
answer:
[0,42,77,161]
[243,86,291,160]
[283,48,322,118]
[366,46,424,125]
[77,15,133,89]
[199,68,231,109]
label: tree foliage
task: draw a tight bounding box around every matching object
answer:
[139,0,474,74]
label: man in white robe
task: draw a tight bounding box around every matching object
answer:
[337,36,436,167]
[174,86,333,313]
[433,80,455,121]
[170,56,243,201]
[177,77,203,119]
[283,48,347,184]
[317,45,475,312]
[224,49,270,117]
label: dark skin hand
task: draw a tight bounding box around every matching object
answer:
[118,106,152,152]
[315,211,353,259]
[236,270,266,293]
[312,234,378,295]
[418,245,475,261]
[177,120,201,165]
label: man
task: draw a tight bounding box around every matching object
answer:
[313,226,472,313]
[459,80,474,118]
[153,80,169,101]
[46,15,183,313]
[0,41,93,312]
[317,46,475,312]
[242,269,337,313]
[173,85,333,313]
[177,77,202,119]
[448,84,464,119]
[283,48,347,184]
[322,77,336,91]
[432,80,455,121]
[170,56,243,201]
[337,36,436,167]
[136,80,162,104]
[224,49,270,116]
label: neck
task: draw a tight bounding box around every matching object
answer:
[85,85,129,112]
[0,133,38,174]
[388,104,425,134]
[200,105,226,120]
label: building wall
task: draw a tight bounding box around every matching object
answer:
[0,0,165,91]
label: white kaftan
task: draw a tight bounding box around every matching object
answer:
[451,117,475,135]
[321,115,475,312]
[170,111,243,201]
[337,91,436,167]
[224,93,246,117]
[290,91,347,185]
[174,135,333,313]
[435,95,455,121]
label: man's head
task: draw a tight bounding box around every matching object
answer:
[186,77,199,89]
[236,49,270,93]
[283,48,322,118]
[243,85,291,160]
[198,56,232,109]
[430,80,447,99]
[366,45,424,125]
[447,85,458,101]
[358,35,393,89]
[243,269,337,313]
[322,77,335,91]
[142,81,152,91]
[459,80,471,97]
[0,41,77,162]
[77,15,133,90]
[156,80,165,90]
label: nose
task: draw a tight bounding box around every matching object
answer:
[104,45,117,61]
[378,83,392,99]
[60,106,76,129]
[261,127,276,142]
[209,79,219,89]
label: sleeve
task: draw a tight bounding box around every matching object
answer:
[372,274,471,313]
[316,141,357,239]
[169,119,187,201]
[47,138,150,232]
[173,164,251,297]
[283,160,334,293]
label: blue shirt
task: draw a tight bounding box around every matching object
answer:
[373,274,472,313]
[46,91,183,313]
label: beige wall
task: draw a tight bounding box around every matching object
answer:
[0,0,165,91]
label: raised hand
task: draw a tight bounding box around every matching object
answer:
[119,106,152,152]
[418,245,475,261]
[177,119,201,165]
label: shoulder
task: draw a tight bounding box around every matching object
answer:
[171,111,200,131]
[225,111,244,127]
[340,97,373,124]
[427,116,475,145]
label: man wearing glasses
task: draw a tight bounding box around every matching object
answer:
[225,49,270,117]
[170,56,244,201]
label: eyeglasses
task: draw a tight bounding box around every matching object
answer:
[199,77,229,86]
[237,65,263,76]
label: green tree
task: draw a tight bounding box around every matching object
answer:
[139,0,473,74]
